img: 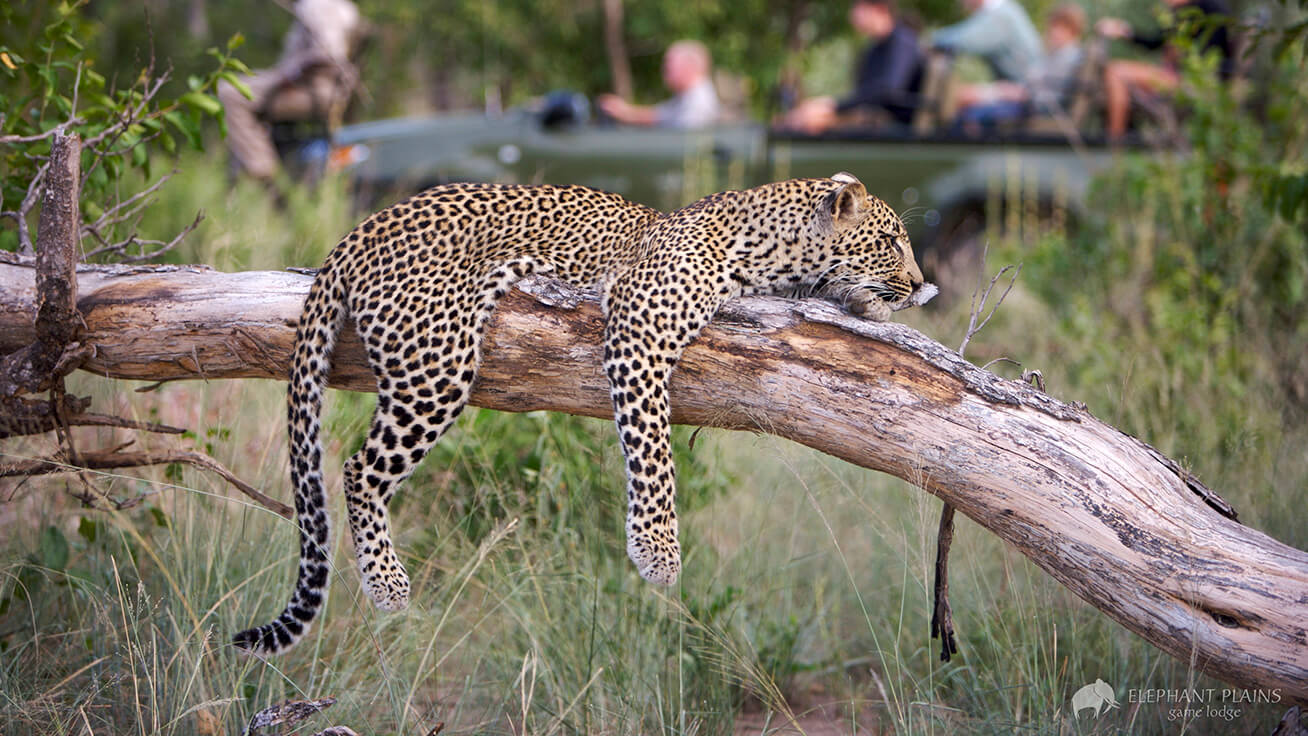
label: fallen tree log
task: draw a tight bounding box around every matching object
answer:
[1,262,1305,701]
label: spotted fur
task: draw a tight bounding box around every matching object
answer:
[233,174,932,654]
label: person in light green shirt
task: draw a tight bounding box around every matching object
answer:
[931,0,1043,83]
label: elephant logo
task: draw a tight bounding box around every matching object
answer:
[1072,679,1120,719]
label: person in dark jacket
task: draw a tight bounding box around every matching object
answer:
[1096,0,1234,139]
[784,0,924,133]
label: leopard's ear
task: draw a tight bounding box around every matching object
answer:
[826,172,868,230]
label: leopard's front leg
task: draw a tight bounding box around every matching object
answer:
[602,259,721,586]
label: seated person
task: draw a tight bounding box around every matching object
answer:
[1096,0,1234,140]
[954,3,1087,130]
[931,0,1043,83]
[218,0,363,182]
[784,0,924,134]
[598,41,721,129]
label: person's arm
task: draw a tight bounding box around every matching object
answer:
[598,94,660,126]
[1096,15,1162,50]
[931,10,1000,56]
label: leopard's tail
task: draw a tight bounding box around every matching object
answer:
[233,260,348,654]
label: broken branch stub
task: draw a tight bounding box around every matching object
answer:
[1,132,83,400]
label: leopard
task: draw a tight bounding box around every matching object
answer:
[232,173,936,654]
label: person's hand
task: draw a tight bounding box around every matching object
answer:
[784,97,836,134]
[1095,17,1131,40]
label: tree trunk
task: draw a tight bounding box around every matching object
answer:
[0,262,1305,702]
[602,0,633,100]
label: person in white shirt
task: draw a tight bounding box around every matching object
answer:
[952,3,1086,128]
[931,0,1043,83]
[599,40,721,129]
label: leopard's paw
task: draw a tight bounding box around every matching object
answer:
[627,527,681,586]
[848,294,894,322]
[360,559,411,612]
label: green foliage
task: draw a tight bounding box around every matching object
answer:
[0,1,245,258]
[1010,20,1308,531]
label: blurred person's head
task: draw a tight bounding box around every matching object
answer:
[850,0,897,40]
[662,40,712,93]
[1045,3,1085,48]
[960,0,986,13]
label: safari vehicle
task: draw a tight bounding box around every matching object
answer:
[322,52,1124,286]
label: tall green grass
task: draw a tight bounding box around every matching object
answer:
[2,143,1304,735]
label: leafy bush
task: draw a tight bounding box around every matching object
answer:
[1008,21,1308,550]
[1,1,244,260]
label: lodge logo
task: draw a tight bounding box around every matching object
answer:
[1072,679,1120,719]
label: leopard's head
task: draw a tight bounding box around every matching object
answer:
[814,172,937,320]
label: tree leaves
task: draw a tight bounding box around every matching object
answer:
[1,5,246,261]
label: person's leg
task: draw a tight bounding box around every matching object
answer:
[1103,60,1179,139]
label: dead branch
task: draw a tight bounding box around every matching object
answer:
[0,393,90,438]
[0,393,186,439]
[0,448,293,518]
[957,244,1022,358]
[0,122,85,146]
[84,206,204,263]
[931,248,1025,662]
[0,132,83,398]
[929,504,959,662]
[0,263,1305,700]
[242,697,340,736]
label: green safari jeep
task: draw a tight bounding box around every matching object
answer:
[324,97,1118,286]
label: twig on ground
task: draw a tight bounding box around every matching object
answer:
[242,698,340,736]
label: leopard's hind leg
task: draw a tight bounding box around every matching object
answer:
[345,259,539,611]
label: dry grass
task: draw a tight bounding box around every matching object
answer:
[2,152,1304,735]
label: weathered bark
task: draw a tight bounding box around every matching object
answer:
[0,262,1305,701]
[0,132,83,399]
